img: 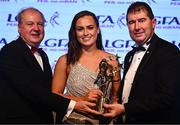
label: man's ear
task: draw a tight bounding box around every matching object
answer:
[152,18,156,29]
[18,24,20,34]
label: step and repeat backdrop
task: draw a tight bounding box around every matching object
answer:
[0,0,180,71]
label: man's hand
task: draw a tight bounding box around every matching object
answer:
[74,100,102,115]
[103,103,125,118]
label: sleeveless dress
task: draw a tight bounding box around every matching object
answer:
[62,55,119,124]
[62,63,100,124]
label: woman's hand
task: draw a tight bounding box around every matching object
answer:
[83,89,103,103]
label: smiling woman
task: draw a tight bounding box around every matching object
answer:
[51,10,121,124]
[75,16,99,49]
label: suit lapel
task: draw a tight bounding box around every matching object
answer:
[120,50,135,101]
[39,50,52,74]
[17,38,44,72]
[120,34,159,102]
[124,51,135,76]
[134,34,159,79]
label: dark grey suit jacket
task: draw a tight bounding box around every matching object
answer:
[0,37,70,123]
[119,34,180,123]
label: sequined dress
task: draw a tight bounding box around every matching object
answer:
[62,63,99,124]
[62,55,119,124]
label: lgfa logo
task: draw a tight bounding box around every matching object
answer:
[6,13,18,26]
[97,14,127,29]
[50,11,60,27]
[155,16,180,29]
[97,15,115,28]
[6,12,60,27]
[117,13,126,29]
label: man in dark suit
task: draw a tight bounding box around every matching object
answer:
[103,1,180,123]
[0,7,101,123]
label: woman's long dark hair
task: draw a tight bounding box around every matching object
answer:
[67,10,104,65]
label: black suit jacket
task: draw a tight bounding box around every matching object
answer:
[119,34,180,123]
[0,37,70,123]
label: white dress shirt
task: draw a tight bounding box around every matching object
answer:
[27,44,76,117]
[122,42,150,104]
[33,50,44,70]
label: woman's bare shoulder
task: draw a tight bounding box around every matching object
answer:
[99,51,117,59]
[57,54,67,62]
[55,54,68,69]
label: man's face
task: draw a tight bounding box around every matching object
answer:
[18,9,45,47]
[127,10,156,45]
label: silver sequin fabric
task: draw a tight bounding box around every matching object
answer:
[66,63,98,96]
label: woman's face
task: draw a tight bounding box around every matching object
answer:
[75,15,99,49]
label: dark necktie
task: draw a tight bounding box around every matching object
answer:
[132,45,146,52]
[31,46,42,53]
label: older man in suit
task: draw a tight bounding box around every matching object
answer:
[103,1,180,123]
[0,7,100,123]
